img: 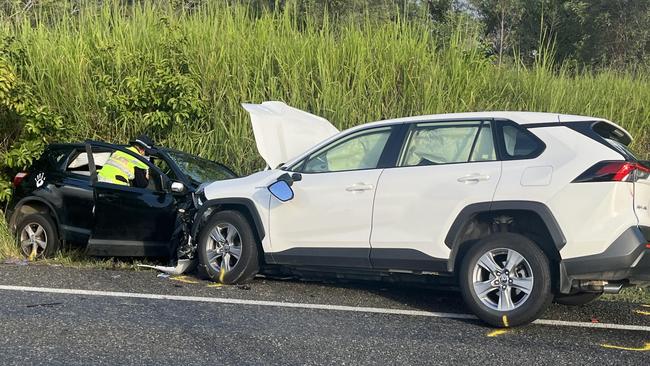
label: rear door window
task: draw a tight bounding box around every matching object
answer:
[398,121,495,167]
[65,150,112,177]
[498,123,545,160]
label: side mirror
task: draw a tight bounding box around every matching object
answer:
[170,181,186,194]
[268,180,294,202]
[277,172,302,186]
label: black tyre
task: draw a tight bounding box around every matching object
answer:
[16,213,60,259]
[554,292,602,306]
[197,210,259,284]
[459,233,553,327]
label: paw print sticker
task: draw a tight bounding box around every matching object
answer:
[35,172,45,188]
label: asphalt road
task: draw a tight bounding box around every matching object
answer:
[0,264,649,365]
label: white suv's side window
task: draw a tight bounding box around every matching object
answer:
[302,127,392,173]
[399,121,495,166]
[501,124,543,159]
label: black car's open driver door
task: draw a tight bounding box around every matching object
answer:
[84,141,178,257]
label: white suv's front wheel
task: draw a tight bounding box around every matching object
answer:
[197,210,259,284]
[459,233,553,327]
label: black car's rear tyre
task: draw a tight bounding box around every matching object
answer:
[459,233,553,327]
[197,210,259,284]
[16,213,60,259]
[554,292,602,306]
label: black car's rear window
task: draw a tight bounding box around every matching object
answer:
[35,146,74,171]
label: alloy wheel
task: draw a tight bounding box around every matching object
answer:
[472,248,534,311]
[20,222,47,258]
[205,223,242,273]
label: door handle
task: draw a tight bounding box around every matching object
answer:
[457,174,490,183]
[346,183,374,192]
[98,192,119,200]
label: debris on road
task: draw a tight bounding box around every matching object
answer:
[633,309,650,316]
[3,258,28,266]
[157,273,170,279]
[137,259,197,275]
[237,284,251,290]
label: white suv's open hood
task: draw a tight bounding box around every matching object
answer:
[242,101,339,168]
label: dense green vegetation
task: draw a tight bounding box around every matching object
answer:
[0,1,649,273]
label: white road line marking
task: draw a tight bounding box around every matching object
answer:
[1,285,649,332]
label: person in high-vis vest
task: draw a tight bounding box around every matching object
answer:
[97,135,154,187]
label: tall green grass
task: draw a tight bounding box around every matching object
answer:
[2,1,649,168]
[1,1,650,262]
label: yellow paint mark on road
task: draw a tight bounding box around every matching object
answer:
[634,310,650,316]
[207,283,223,288]
[170,275,199,284]
[502,315,509,327]
[601,343,650,352]
[487,329,510,337]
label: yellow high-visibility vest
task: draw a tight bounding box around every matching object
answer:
[97,147,148,186]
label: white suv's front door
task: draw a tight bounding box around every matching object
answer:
[268,126,395,268]
[370,120,502,271]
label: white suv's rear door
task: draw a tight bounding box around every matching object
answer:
[370,120,501,270]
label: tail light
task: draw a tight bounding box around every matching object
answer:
[12,172,27,188]
[573,161,650,183]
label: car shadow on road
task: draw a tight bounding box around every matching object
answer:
[258,274,480,322]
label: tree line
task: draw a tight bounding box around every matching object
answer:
[238,0,650,70]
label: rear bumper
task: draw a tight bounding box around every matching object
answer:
[559,226,650,293]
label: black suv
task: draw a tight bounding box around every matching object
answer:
[6,141,236,259]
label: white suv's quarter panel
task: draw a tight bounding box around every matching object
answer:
[269,169,383,250]
[493,126,634,259]
[552,183,634,259]
[371,161,502,260]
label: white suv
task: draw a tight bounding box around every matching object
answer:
[192,102,650,327]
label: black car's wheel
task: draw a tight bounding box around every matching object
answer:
[459,233,553,327]
[197,210,259,284]
[554,292,602,306]
[16,214,60,259]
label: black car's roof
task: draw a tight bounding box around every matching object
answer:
[47,142,234,173]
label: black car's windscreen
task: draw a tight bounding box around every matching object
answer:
[166,151,237,184]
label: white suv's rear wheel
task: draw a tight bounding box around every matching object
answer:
[459,233,553,327]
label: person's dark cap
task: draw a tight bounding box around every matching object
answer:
[130,134,155,153]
